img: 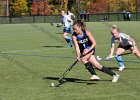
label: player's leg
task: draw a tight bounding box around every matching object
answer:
[89,55,119,82]
[130,46,140,58]
[115,47,126,71]
[63,29,72,47]
[81,49,100,80]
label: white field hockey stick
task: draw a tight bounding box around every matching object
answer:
[96,52,132,61]
[50,22,64,27]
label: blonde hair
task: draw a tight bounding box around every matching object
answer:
[111,25,117,29]
[111,25,121,32]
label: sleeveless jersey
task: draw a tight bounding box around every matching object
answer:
[111,32,132,46]
[73,30,93,53]
[61,14,71,28]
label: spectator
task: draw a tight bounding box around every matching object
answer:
[126,11,131,21]
[83,11,87,21]
[122,10,127,21]
[86,11,90,21]
[79,12,83,20]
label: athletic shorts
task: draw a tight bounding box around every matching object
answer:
[63,27,71,34]
[80,46,96,55]
[118,45,132,50]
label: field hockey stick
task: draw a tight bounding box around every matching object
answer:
[50,22,63,27]
[50,55,83,87]
[50,59,79,87]
[96,52,132,61]
[58,59,79,84]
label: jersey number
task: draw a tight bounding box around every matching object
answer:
[83,44,86,48]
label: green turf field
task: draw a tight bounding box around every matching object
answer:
[0,21,140,100]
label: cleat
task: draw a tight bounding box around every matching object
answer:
[112,74,120,82]
[68,44,73,47]
[118,66,125,71]
[90,75,100,81]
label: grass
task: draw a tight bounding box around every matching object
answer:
[0,21,140,100]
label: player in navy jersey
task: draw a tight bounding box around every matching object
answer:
[107,25,140,71]
[72,20,119,82]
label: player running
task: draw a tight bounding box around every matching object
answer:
[107,25,140,71]
[72,20,119,82]
[61,10,73,47]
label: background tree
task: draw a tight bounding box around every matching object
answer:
[12,0,29,16]
[0,0,6,16]
[30,1,52,15]
[108,0,136,12]
[87,0,108,13]
[67,0,74,11]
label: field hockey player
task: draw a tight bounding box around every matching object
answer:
[72,20,120,82]
[61,10,73,47]
[107,25,140,71]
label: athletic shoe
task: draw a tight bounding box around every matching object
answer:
[112,74,120,82]
[118,65,125,71]
[90,75,100,81]
[68,44,73,47]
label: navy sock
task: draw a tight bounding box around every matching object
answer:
[100,66,116,76]
[85,62,97,75]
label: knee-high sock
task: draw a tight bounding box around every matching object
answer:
[65,36,72,43]
[100,66,116,76]
[115,55,124,67]
[85,62,97,75]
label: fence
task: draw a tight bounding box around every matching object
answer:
[0,12,140,24]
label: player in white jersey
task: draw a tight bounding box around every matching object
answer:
[108,25,140,71]
[61,10,73,47]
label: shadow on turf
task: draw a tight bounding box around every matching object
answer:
[43,77,97,85]
[43,46,64,48]
[107,67,140,71]
[55,33,63,34]
[107,67,118,70]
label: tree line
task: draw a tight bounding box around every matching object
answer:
[0,0,140,16]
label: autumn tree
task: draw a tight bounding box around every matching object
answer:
[0,0,6,16]
[108,0,136,12]
[12,0,29,16]
[30,1,52,15]
[86,0,108,13]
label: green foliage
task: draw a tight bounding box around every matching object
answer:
[108,0,136,12]
[12,0,29,16]
[0,0,6,16]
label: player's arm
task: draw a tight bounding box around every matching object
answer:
[83,30,96,56]
[72,35,81,59]
[72,13,75,18]
[70,19,74,25]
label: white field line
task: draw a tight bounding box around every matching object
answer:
[0,48,70,54]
